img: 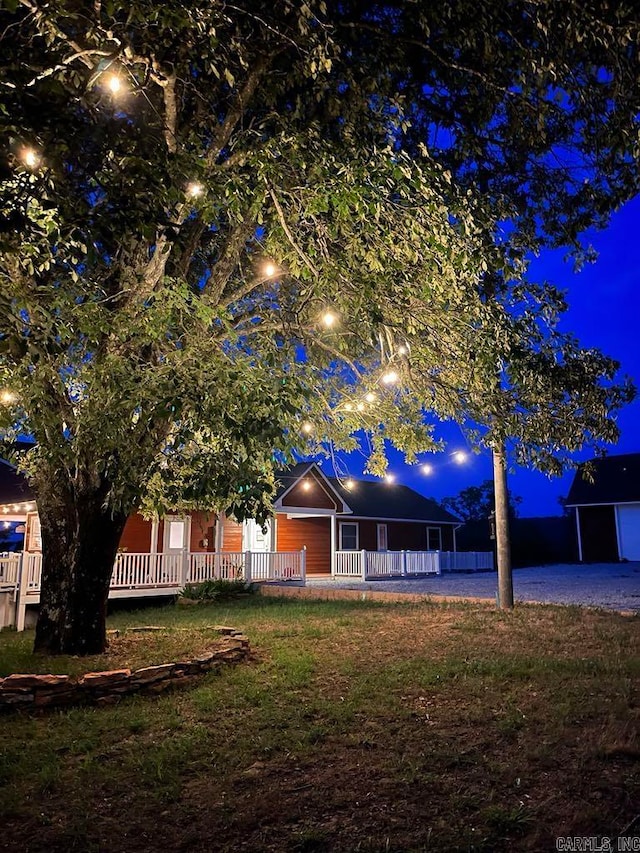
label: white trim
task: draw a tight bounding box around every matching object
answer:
[150,518,159,554]
[344,515,456,525]
[575,506,583,562]
[282,507,338,517]
[339,520,359,551]
[614,505,622,561]
[274,463,352,514]
[330,514,337,576]
[426,526,442,551]
[376,523,388,551]
[566,500,640,508]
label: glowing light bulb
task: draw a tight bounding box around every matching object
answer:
[1,390,16,404]
[22,148,39,169]
[453,451,467,464]
[385,473,395,484]
[398,344,408,356]
[344,403,353,412]
[301,421,313,434]
[356,402,365,412]
[302,480,311,491]
[186,181,203,198]
[382,370,398,385]
[321,310,336,328]
[365,392,376,403]
[421,463,433,475]
[105,73,123,94]
[345,478,355,490]
[263,262,277,277]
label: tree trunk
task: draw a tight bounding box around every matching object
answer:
[33,488,128,656]
[492,444,514,610]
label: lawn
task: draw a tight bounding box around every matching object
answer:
[0,594,638,852]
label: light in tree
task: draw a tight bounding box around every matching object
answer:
[453,451,468,464]
[398,344,409,356]
[263,261,277,277]
[365,392,376,403]
[321,310,337,328]
[356,402,364,412]
[105,72,124,95]
[186,182,204,198]
[385,473,395,483]
[21,147,39,169]
[301,421,314,434]
[345,478,355,490]
[382,370,398,385]
[344,402,353,411]
[1,390,16,404]
[421,463,433,475]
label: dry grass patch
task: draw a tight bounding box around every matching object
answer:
[0,596,638,852]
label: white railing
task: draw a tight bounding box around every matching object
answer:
[439,551,494,571]
[112,552,183,588]
[188,552,246,583]
[334,550,442,579]
[335,550,364,577]
[0,553,21,589]
[16,548,306,596]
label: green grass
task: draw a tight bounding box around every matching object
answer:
[0,595,638,852]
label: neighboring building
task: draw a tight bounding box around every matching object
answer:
[566,453,640,562]
[0,460,460,577]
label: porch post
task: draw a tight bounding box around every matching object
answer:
[150,517,159,553]
[360,549,366,581]
[301,546,306,584]
[330,513,337,577]
[244,550,252,584]
[401,550,407,577]
[575,507,583,562]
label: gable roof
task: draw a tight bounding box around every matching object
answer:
[565,453,640,506]
[275,463,459,524]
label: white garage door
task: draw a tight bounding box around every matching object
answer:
[617,504,640,561]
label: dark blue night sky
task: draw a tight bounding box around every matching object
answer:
[324,195,640,518]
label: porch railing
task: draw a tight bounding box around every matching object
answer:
[0,553,21,590]
[334,549,493,579]
[16,548,306,597]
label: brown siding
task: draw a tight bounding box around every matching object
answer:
[119,513,152,552]
[578,505,619,561]
[221,515,243,552]
[348,520,454,551]
[276,515,331,574]
[189,511,216,553]
[281,472,338,511]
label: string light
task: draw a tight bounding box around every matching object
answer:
[263,261,277,277]
[345,478,355,490]
[301,421,313,434]
[453,451,468,464]
[105,73,123,95]
[421,463,433,475]
[302,480,311,491]
[365,392,376,403]
[21,147,40,169]
[382,370,398,385]
[356,402,365,412]
[384,473,395,483]
[321,310,337,328]
[186,181,203,198]
[344,403,353,412]
[1,390,16,404]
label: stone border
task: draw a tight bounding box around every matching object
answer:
[0,626,249,712]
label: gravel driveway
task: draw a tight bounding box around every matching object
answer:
[308,562,640,612]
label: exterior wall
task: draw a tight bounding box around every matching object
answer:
[577,505,619,562]
[221,514,243,552]
[349,520,455,552]
[119,513,153,552]
[189,511,216,553]
[276,515,331,574]
[281,476,338,510]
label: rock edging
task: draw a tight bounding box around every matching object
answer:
[0,626,249,712]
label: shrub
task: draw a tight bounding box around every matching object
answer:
[179,579,255,602]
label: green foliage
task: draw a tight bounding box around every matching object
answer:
[179,579,255,602]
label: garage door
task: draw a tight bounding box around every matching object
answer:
[617,504,640,561]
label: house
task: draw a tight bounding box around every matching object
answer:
[565,453,640,562]
[1,458,490,629]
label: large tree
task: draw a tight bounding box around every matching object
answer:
[1,1,638,652]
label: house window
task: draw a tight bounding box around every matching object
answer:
[339,522,359,551]
[426,526,442,551]
[377,523,388,551]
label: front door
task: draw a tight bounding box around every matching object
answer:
[163,516,190,554]
[242,519,272,552]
